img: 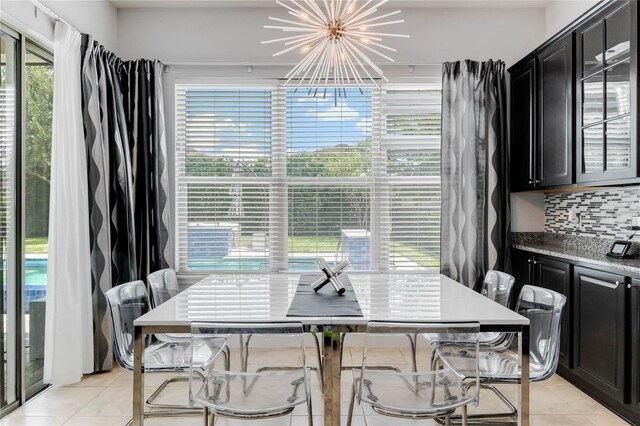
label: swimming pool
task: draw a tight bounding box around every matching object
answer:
[187,258,352,271]
[2,258,48,313]
[4,257,365,313]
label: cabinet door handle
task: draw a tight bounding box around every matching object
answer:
[628,283,640,289]
[535,179,541,184]
[529,142,534,185]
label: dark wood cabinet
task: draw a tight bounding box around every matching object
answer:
[510,34,575,191]
[576,0,637,184]
[533,257,571,369]
[537,33,575,188]
[510,0,640,191]
[510,248,532,302]
[628,278,640,418]
[510,59,537,192]
[573,266,626,403]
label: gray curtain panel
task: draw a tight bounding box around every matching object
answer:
[80,34,171,372]
[440,60,510,289]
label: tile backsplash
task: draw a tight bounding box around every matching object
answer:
[545,187,640,239]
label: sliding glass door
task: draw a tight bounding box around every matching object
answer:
[0,23,53,416]
[23,44,52,399]
[0,26,20,414]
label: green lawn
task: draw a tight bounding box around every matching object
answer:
[288,236,340,252]
[240,235,341,252]
[23,235,438,268]
[25,237,48,254]
[391,242,440,269]
[243,234,439,268]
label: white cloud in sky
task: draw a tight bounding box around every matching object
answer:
[356,117,371,132]
[312,105,360,120]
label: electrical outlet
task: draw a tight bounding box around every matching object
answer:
[568,210,581,229]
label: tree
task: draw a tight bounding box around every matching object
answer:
[24,63,53,239]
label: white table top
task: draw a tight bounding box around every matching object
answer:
[135,273,529,328]
[134,273,529,326]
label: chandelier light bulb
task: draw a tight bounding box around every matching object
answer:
[263,0,409,98]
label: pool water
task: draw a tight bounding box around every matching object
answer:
[3,258,48,313]
[5,257,363,313]
[188,258,345,271]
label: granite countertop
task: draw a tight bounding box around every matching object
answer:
[513,232,640,275]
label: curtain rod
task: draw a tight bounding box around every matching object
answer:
[28,0,79,33]
[164,61,442,67]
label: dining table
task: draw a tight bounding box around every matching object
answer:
[132,272,530,426]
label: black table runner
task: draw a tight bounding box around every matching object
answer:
[286,274,363,317]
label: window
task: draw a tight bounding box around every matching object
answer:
[175,83,441,273]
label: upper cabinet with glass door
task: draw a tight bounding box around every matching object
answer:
[577,0,636,183]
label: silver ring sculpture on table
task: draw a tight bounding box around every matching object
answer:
[311,258,350,295]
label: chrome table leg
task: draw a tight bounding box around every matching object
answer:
[133,325,144,426]
[519,325,530,426]
[323,327,342,426]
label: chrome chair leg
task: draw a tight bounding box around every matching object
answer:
[405,333,417,371]
[313,331,324,389]
[462,404,468,426]
[203,406,209,426]
[347,381,357,426]
[146,376,202,412]
[306,381,314,426]
[430,347,439,371]
[433,383,518,425]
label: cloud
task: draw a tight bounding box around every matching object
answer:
[356,117,371,132]
[312,105,361,120]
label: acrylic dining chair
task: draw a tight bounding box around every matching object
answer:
[432,285,566,424]
[189,321,314,426]
[105,280,229,416]
[404,270,516,375]
[147,267,180,308]
[347,321,481,426]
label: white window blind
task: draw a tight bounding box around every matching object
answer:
[175,86,274,271]
[381,86,442,271]
[285,88,375,270]
[175,83,442,273]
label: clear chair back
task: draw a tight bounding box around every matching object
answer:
[104,280,149,370]
[359,322,481,415]
[516,285,567,381]
[147,268,179,308]
[481,270,515,308]
[189,322,310,418]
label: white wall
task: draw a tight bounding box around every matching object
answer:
[0,0,118,51]
[511,193,545,232]
[117,6,545,66]
[116,6,547,248]
[544,0,600,39]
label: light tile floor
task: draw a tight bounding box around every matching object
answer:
[0,347,631,426]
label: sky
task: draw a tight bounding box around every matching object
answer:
[185,87,372,158]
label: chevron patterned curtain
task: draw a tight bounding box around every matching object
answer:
[440,60,510,289]
[80,34,171,372]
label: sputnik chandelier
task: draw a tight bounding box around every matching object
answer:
[263,0,409,97]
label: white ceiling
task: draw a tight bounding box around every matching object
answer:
[109,0,549,8]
